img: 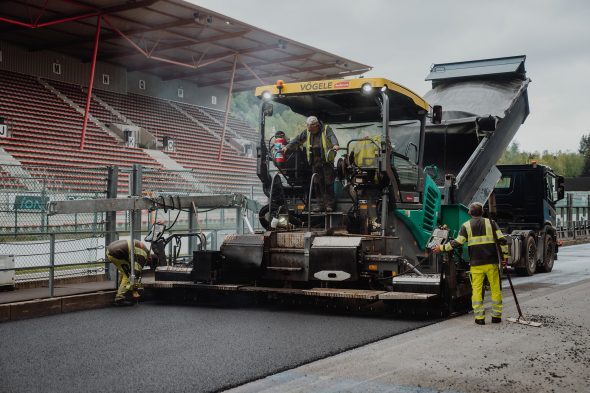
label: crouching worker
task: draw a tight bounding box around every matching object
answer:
[106,239,154,306]
[432,202,509,325]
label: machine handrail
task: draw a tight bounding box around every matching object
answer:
[307,172,319,232]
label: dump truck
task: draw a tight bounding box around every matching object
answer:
[492,163,564,276]
[148,56,533,314]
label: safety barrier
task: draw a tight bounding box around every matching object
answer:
[0,230,106,288]
[0,163,263,291]
[557,222,590,241]
[556,192,590,242]
[0,227,244,298]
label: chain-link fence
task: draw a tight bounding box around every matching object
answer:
[0,164,108,286]
[0,163,263,289]
[0,232,105,286]
[0,164,108,235]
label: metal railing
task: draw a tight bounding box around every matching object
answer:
[0,163,108,234]
[0,230,106,290]
[0,226,244,297]
[0,163,263,293]
[555,192,590,241]
[556,221,590,240]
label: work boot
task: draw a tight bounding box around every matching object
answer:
[475,319,485,325]
[312,205,321,213]
[326,206,334,213]
[492,317,502,324]
[114,298,134,307]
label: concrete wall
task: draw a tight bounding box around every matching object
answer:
[0,41,228,108]
[0,41,126,93]
[127,71,228,108]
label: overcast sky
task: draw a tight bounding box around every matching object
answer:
[192,0,589,153]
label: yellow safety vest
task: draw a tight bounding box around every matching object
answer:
[352,135,381,167]
[441,217,509,259]
[106,239,148,267]
[464,218,496,246]
[306,124,334,163]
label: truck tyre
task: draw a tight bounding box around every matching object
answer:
[537,234,555,273]
[516,236,536,276]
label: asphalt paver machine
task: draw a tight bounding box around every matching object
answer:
[145,56,532,315]
[39,55,532,314]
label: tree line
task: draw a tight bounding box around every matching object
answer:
[499,134,590,178]
[231,91,304,139]
[498,142,583,177]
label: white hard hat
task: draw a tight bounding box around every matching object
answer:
[306,116,319,126]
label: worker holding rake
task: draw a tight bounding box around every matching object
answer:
[432,202,509,325]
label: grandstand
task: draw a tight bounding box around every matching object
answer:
[0,0,370,202]
[91,88,261,195]
[0,166,24,190]
[0,70,164,192]
[0,67,263,196]
[0,0,371,288]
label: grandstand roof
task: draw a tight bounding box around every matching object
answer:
[0,0,372,91]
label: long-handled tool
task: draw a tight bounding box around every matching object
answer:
[492,228,542,327]
[504,267,542,327]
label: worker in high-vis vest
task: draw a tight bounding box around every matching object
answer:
[432,202,509,325]
[106,239,154,306]
[283,116,340,211]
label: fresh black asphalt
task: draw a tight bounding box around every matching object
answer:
[0,302,433,393]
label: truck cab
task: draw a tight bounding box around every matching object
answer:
[495,164,564,231]
[493,163,565,275]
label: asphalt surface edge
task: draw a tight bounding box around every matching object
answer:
[0,290,116,322]
[214,318,442,393]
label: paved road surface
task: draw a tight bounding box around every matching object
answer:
[1,243,587,393]
[511,243,590,287]
[0,301,432,393]
[227,243,590,393]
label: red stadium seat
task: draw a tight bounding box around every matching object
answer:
[0,70,263,199]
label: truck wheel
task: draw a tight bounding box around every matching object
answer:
[537,235,555,273]
[516,236,536,276]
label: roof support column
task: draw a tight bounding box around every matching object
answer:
[217,55,238,161]
[80,15,101,151]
